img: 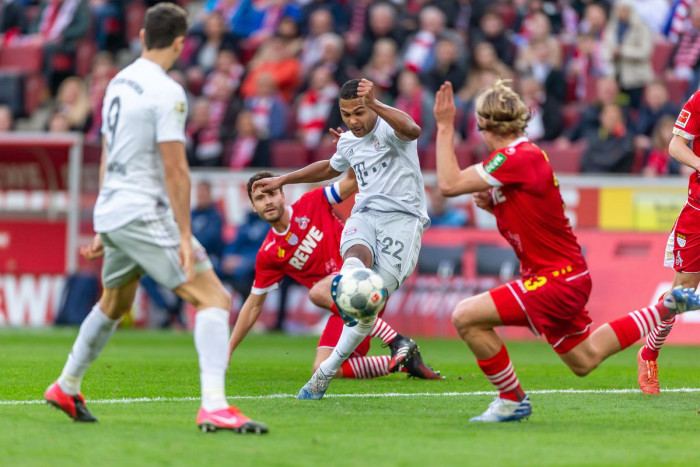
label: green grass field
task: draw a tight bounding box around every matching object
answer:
[1,329,699,466]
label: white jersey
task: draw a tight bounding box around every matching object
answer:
[330,117,429,228]
[93,58,188,232]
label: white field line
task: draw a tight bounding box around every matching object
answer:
[2,388,700,406]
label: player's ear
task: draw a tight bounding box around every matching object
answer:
[139,29,146,48]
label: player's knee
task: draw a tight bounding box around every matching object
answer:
[451,299,479,331]
[308,283,328,308]
[568,361,596,377]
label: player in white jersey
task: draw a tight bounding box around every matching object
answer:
[253,78,429,399]
[43,3,267,434]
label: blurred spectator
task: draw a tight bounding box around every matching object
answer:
[0,0,27,42]
[231,0,301,49]
[300,7,334,72]
[395,69,435,151]
[139,276,184,330]
[228,110,270,168]
[92,0,125,53]
[580,103,634,173]
[219,210,269,301]
[642,116,682,177]
[313,32,355,87]
[634,80,678,152]
[241,35,301,103]
[669,5,700,90]
[355,2,404,69]
[579,2,608,39]
[402,5,446,73]
[276,15,303,56]
[182,12,237,79]
[515,38,566,102]
[559,76,627,145]
[48,111,71,132]
[635,0,670,35]
[520,76,563,141]
[297,66,339,149]
[300,0,349,35]
[458,41,513,105]
[601,1,654,109]
[202,0,240,25]
[567,32,609,101]
[86,52,117,142]
[515,12,563,77]
[55,76,91,132]
[192,181,224,269]
[362,38,400,99]
[471,9,514,66]
[0,104,14,132]
[428,188,468,227]
[244,72,288,141]
[186,98,224,167]
[29,0,90,94]
[422,36,467,94]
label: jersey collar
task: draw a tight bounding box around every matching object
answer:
[507,136,529,147]
[271,206,293,236]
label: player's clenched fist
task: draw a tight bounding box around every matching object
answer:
[472,190,494,214]
[80,234,104,261]
[253,176,284,194]
[433,82,456,126]
[356,78,376,105]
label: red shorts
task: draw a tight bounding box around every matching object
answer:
[665,201,700,273]
[490,269,593,354]
[317,314,371,357]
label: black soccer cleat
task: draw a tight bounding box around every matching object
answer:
[404,350,444,380]
[385,334,418,373]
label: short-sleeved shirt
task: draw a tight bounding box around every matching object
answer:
[94,58,188,233]
[251,187,345,295]
[329,117,430,228]
[475,137,587,278]
[673,91,700,205]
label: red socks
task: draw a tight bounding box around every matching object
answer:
[476,345,524,402]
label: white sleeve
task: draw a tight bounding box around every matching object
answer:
[329,141,350,171]
[154,85,187,143]
[380,117,410,147]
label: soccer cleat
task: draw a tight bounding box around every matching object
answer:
[44,381,97,423]
[330,274,358,327]
[637,347,660,395]
[297,367,336,400]
[470,395,532,422]
[385,334,418,373]
[664,286,700,314]
[403,350,444,380]
[197,406,268,434]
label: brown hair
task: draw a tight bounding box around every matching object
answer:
[247,170,281,200]
[143,3,189,50]
[475,79,531,137]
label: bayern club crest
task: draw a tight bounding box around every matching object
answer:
[295,216,310,230]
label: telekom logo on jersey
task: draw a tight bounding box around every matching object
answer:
[289,226,324,270]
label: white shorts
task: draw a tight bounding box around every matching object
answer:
[100,214,212,290]
[340,210,423,295]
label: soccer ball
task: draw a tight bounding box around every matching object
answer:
[334,268,387,320]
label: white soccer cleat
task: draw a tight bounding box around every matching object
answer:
[470,395,532,422]
[297,367,336,400]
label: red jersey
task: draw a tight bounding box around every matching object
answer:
[673,91,700,205]
[251,187,344,294]
[476,137,587,278]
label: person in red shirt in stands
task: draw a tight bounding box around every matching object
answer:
[432,79,700,422]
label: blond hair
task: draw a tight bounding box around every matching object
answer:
[475,79,531,137]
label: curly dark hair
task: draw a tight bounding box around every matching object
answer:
[247,170,281,200]
[339,79,362,100]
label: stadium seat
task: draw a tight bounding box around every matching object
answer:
[0,43,43,74]
[538,141,585,174]
[417,244,467,277]
[420,143,474,171]
[76,39,98,77]
[663,76,689,105]
[475,244,519,279]
[651,40,674,76]
[270,140,309,168]
[312,141,336,163]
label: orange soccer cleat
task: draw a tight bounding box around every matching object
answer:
[637,347,660,395]
[44,381,97,422]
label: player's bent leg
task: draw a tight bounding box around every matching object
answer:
[312,347,333,374]
[46,275,139,422]
[452,292,506,358]
[309,276,335,310]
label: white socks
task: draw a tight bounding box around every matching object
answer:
[58,305,119,395]
[319,315,378,376]
[194,308,230,412]
[340,257,365,275]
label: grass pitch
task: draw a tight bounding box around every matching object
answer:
[1,329,699,466]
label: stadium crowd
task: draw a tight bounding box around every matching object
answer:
[0,0,698,175]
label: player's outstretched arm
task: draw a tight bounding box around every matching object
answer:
[337,168,358,200]
[358,78,421,141]
[160,141,194,281]
[228,292,267,362]
[434,82,490,197]
[253,160,342,194]
[669,134,700,171]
